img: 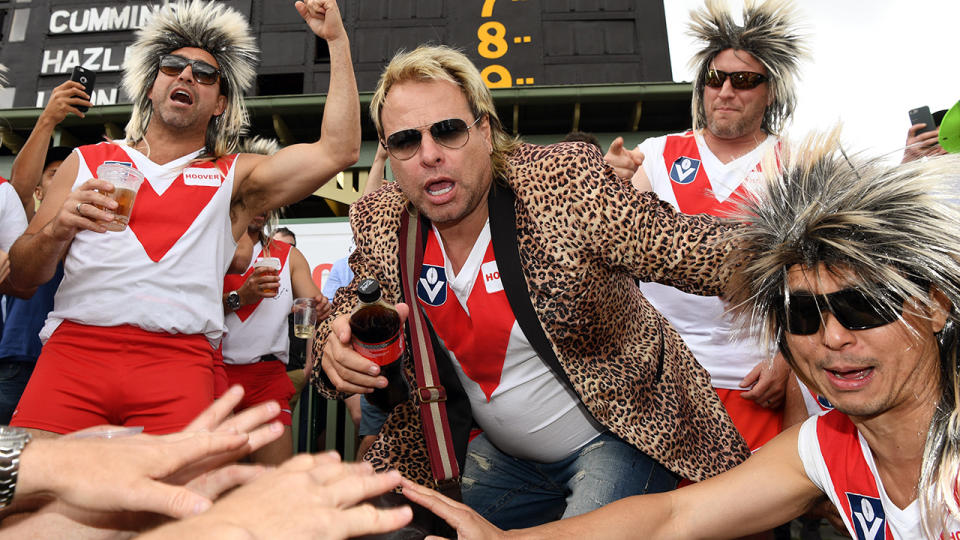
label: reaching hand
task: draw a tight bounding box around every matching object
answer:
[142,453,412,539]
[16,386,282,519]
[604,137,645,181]
[401,478,507,540]
[295,0,346,42]
[902,123,947,163]
[739,352,789,409]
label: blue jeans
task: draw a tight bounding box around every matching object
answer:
[461,431,678,529]
[0,361,35,424]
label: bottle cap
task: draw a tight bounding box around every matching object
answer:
[357,278,382,303]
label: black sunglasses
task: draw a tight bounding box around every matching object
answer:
[776,288,905,336]
[159,54,221,85]
[704,69,767,90]
[383,117,482,161]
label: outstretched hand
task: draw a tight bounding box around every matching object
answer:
[400,478,506,540]
[141,453,412,540]
[16,385,282,519]
[604,137,644,181]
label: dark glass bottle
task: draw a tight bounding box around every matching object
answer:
[350,278,409,411]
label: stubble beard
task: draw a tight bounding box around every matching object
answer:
[706,114,751,140]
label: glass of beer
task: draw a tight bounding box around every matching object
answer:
[96,163,145,232]
[292,298,317,339]
[253,257,281,294]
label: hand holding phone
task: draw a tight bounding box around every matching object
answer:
[70,66,97,113]
[908,105,936,135]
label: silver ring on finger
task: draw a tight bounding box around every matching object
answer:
[76,202,85,215]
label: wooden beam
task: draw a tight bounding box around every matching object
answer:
[272,114,294,146]
[104,122,123,140]
[631,101,643,132]
[53,127,80,148]
[0,128,24,154]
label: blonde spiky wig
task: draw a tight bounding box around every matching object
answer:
[688,0,808,135]
[724,127,960,536]
[369,45,520,182]
[122,0,258,158]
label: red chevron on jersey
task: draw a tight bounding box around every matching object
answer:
[817,410,893,540]
[0,176,7,185]
[224,240,292,322]
[78,144,235,263]
[661,131,755,217]
[417,229,513,401]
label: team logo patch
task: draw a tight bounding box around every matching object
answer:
[817,394,835,410]
[418,265,447,306]
[669,156,701,184]
[845,493,885,540]
[183,168,223,187]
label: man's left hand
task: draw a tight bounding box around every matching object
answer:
[315,294,333,321]
[739,352,789,409]
[295,0,346,42]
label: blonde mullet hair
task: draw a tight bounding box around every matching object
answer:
[369,45,520,181]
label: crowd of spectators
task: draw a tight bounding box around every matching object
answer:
[0,0,956,538]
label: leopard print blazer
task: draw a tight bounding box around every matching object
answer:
[313,142,750,486]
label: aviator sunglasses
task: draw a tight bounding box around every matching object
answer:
[704,69,767,90]
[382,117,482,161]
[775,287,905,336]
[158,54,221,85]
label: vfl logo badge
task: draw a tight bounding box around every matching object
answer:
[418,265,447,306]
[846,493,885,540]
[669,156,701,184]
[817,394,835,410]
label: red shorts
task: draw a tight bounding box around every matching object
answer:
[224,360,295,426]
[715,387,783,452]
[212,344,229,399]
[11,321,216,435]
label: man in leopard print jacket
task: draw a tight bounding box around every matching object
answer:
[312,45,749,529]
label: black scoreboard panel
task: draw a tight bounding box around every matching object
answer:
[345,0,671,92]
[0,0,671,109]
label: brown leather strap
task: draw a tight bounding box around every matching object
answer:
[399,208,461,483]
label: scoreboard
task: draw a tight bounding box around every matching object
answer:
[0,0,672,109]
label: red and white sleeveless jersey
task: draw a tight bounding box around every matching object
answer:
[222,240,294,365]
[798,410,960,539]
[415,222,601,462]
[42,142,237,343]
[635,131,777,388]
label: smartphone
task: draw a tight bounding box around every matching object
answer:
[69,66,96,113]
[909,105,936,134]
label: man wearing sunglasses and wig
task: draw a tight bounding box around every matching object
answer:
[401,131,960,539]
[4,0,359,437]
[314,44,749,530]
[607,0,807,458]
